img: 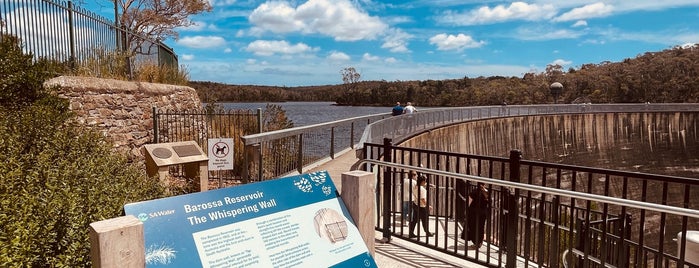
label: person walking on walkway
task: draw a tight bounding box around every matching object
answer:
[403,102,417,114]
[401,170,418,224]
[392,102,404,116]
[409,175,433,238]
[461,182,490,250]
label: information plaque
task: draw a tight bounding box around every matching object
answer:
[124,171,377,268]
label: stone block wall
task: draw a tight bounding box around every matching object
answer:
[44,76,202,160]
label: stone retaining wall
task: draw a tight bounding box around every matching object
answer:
[44,76,202,160]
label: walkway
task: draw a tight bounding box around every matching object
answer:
[308,149,488,268]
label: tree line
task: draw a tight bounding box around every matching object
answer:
[190,44,699,106]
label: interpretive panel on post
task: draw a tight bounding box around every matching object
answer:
[124,170,376,268]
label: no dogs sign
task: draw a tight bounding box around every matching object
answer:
[208,138,234,171]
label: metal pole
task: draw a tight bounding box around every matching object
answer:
[152,106,158,143]
[506,149,521,268]
[68,1,75,70]
[381,138,393,242]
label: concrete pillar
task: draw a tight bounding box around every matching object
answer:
[89,215,144,268]
[341,170,376,256]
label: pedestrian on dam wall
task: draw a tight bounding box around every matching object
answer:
[392,102,404,116]
[461,182,491,250]
[403,102,417,114]
[400,170,419,224]
[409,175,433,238]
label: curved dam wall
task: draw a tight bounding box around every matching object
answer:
[401,112,699,178]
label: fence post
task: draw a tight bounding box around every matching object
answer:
[89,215,144,268]
[350,122,355,149]
[505,149,521,268]
[256,108,262,133]
[330,127,335,159]
[297,134,303,174]
[68,1,76,70]
[341,170,376,256]
[380,138,393,242]
[152,106,159,143]
[549,196,561,268]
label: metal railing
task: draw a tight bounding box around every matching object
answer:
[152,108,261,186]
[241,103,699,182]
[357,144,699,268]
[0,0,177,73]
[241,113,391,181]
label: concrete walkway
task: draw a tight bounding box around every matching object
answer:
[308,149,488,268]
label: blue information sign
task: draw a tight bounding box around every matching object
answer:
[124,171,377,268]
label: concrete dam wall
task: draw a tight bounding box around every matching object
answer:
[401,112,699,178]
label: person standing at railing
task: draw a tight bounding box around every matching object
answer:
[461,182,491,250]
[392,102,404,116]
[403,102,417,114]
[400,170,418,225]
[409,175,433,238]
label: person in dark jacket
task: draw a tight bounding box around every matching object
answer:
[391,102,404,116]
[461,182,490,250]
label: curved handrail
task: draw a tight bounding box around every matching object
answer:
[357,103,699,146]
[355,159,699,218]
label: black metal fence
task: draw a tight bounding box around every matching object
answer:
[362,141,699,268]
[0,0,177,73]
[153,108,261,187]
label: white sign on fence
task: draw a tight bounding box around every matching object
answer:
[208,138,234,171]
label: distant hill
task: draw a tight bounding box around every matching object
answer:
[190,44,699,106]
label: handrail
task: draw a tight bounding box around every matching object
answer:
[356,159,699,219]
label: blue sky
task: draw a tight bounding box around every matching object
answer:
[96,1,699,86]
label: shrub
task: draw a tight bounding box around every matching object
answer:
[0,32,169,267]
[0,34,59,108]
[0,103,168,267]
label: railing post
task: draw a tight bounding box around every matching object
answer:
[505,149,521,268]
[68,1,76,70]
[152,106,159,143]
[330,127,335,158]
[549,196,561,268]
[297,134,303,174]
[380,138,393,242]
[350,122,355,149]
[256,108,262,133]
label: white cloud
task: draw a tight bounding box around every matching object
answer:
[245,40,317,56]
[572,20,588,27]
[514,26,583,41]
[550,59,572,66]
[248,0,388,41]
[438,2,557,25]
[224,48,232,53]
[385,57,397,63]
[382,28,412,53]
[554,3,614,22]
[181,54,195,61]
[362,53,380,61]
[177,36,227,48]
[429,33,485,51]
[207,0,237,7]
[327,51,351,61]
